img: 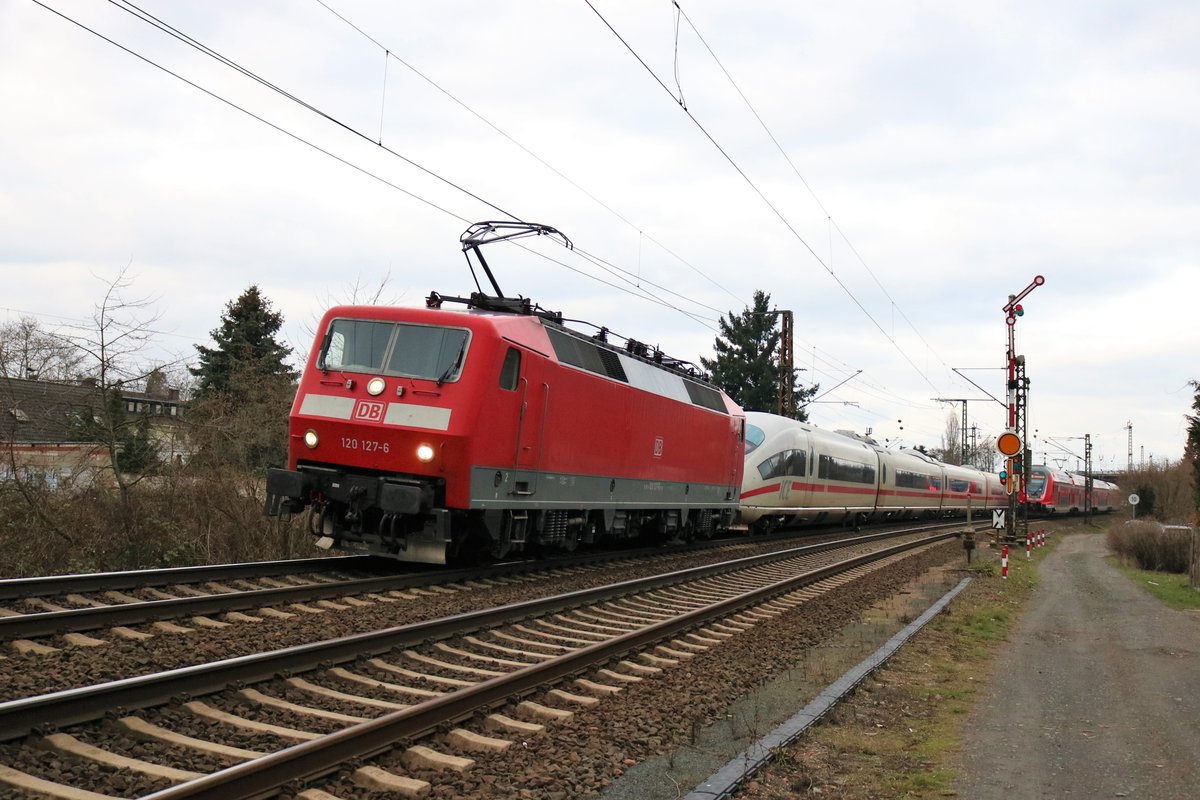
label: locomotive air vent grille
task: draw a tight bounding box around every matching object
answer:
[684,380,726,413]
[596,348,628,382]
[545,327,629,384]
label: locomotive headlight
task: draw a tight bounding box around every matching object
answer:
[366,376,386,396]
[416,443,435,463]
[303,429,319,449]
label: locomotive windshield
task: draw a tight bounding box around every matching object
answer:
[319,318,470,382]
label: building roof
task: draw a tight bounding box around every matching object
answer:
[0,376,103,445]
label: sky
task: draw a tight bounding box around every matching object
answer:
[2,0,1197,471]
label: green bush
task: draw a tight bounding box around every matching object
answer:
[1106,521,1192,573]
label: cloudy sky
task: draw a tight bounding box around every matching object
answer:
[2,0,1197,470]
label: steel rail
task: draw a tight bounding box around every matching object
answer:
[0,552,615,640]
[0,525,945,741]
[0,519,964,603]
[0,540,716,639]
[0,555,384,601]
[144,532,955,800]
[0,523,960,640]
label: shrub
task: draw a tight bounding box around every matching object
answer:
[1106,521,1192,573]
[0,469,312,577]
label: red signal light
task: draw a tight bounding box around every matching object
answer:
[1015,303,1024,316]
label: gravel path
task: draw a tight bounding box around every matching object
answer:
[956,532,1200,799]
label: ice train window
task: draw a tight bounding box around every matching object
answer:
[744,424,766,455]
[817,454,876,484]
[757,449,808,480]
[756,452,787,480]
[896,470,934,490]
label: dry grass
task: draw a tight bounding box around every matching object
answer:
[737,543,1041,799]
[1106,520,1192,573]
[0,471,312,577]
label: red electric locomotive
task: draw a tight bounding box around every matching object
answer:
[265,223,745,563]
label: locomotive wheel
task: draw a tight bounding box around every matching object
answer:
[453,515,511,564]
[560,528,580,553]
[582,516,601,545]
[488,535,512,560]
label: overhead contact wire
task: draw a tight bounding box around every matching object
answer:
[108,0,522,221]
[584,0,940,392]
[678,6,956,380]
[312,0,743,307]
[33,0,470,224]
[40,0,720,325]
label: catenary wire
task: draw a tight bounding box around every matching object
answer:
[311,0,744,308]
[675,4,955,377]
[33,0,720,329]
[107,0,521,221]
[583,0,942,393]
[109,0,726,325]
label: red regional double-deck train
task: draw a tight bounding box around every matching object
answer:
[1022,466,1119,514]
[265,225,744,563]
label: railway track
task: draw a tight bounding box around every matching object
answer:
[0,525,959,799]
[0,524,958,645]
[0,541,741,644]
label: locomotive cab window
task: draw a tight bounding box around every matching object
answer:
[499,347,521,391]
[319,319,470,382]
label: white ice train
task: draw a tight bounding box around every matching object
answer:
[738,412,1009,530]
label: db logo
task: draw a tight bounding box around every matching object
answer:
[653,436,664,458]
[353,400,385,422]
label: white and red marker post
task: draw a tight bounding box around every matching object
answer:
[1026,531,1031,559]
[1002,544,1009,579]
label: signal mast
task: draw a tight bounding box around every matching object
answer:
[998,275,1044,542]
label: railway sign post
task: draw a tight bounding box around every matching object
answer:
[992,509,1005,530]
[1129,493,1140,519]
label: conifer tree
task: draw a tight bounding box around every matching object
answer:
[191,285,296,399]
[189,286,297,470]
[700,290,816,420]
